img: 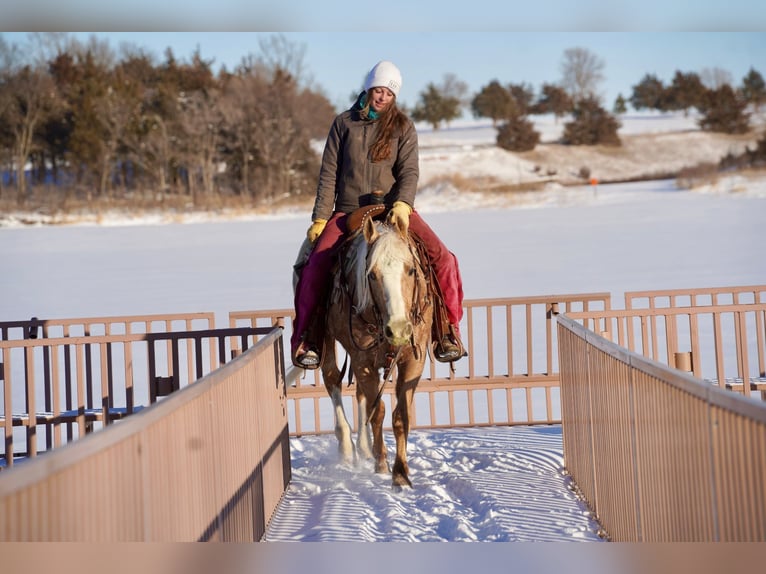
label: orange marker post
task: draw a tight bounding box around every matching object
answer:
[590,177,599,197]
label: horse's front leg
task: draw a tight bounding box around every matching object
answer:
[391,374,419,490]
[357,368,389,474]
[354,386,373,460]
[320,342,354,463]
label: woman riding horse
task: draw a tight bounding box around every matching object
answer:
[292,60,465,369]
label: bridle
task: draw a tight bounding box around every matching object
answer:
[341,227,429,354]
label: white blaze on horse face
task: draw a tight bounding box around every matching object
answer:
[379,255,407,317]
[377,253,411,345]
[364,223,414,346]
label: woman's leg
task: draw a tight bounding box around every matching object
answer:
[291,213,347,361]
[407,211,465,359]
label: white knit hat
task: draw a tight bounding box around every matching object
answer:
[364,60,402,98]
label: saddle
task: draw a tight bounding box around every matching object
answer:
[294,201,455,365]
[345,204,387,236]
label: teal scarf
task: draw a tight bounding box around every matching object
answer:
[359,93,379,120]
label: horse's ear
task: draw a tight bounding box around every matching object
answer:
[393,218,408,239]
[363,216,378,243]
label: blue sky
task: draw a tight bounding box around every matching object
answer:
[5,1,766,32]
[4,31,763,114]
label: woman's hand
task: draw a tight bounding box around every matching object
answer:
[387,201,412,235]
[307,219,327,243]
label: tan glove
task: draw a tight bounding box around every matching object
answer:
[306,219,327,243]
[387,201,412,235]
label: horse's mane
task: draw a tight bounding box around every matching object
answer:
[344,222,413,311]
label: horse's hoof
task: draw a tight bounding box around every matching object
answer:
[336,443,354,464]
[375,459,390,474]
[392,473,412,490]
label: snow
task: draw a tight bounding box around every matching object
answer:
[1,112,765,543]
[264,426,602,542]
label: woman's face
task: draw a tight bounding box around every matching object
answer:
[369,87,395,113]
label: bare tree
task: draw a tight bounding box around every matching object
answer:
[256,34,309,87]
[560,47,605,104]
[92,78,141,198]
[1,37,58,203]
[440,73,469,106]
[700,67,733,90]
[0,36,19,198]
[121,107,174,197]
[219,71,262,198]
[177,89,223,203]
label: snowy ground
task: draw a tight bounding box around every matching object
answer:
[264,426,603,542]
[1,112,765,544]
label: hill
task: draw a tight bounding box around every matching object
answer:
[417,111,766,189]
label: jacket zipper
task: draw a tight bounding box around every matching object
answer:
[363,122,371,197]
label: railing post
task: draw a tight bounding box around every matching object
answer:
[674,351,693,372]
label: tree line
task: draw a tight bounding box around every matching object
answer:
[0,33,336,208]
[1,37,765,210]
[410,48,765,152]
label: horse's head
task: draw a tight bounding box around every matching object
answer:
[346,217,422,348]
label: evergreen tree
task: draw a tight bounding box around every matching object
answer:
[496,115,540,152]
[412,83,461,130]
[613,93,627,115]
[507,82,535,116]
[741,67,766,111]
[562,96,621,146]
[532,83,573,121]
[630,73,668,111]
[471,80,514,125]
[665,71,705,116]
[698,84,750,134]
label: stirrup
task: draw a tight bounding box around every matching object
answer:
[434,335,464,363]
[293,343,321,370]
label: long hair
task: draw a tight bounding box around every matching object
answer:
[360,93,410,163]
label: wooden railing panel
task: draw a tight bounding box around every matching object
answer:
[1,328,262,467]
[230,293,611,434]
[558,314,766,542]
[567,303,766,399]
[0,327,291,541]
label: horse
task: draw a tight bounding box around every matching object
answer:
[320,213,433,490]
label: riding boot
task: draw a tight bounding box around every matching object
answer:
[435,324,467,363]
[291,306,325,370]
[293,339,321,370]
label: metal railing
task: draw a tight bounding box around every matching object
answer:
[1,324,263,466]
[0,312,216,341]
[229,293,612,434]
[557,314,766,542]
[0,326,292,541]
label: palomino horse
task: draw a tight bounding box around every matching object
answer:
[321,214,433,490]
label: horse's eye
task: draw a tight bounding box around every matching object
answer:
[368,271,376,281]
[407,267,416,276]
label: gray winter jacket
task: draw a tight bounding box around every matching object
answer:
[311,100,419,222]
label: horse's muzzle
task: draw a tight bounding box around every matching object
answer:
[384,319,413,347]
